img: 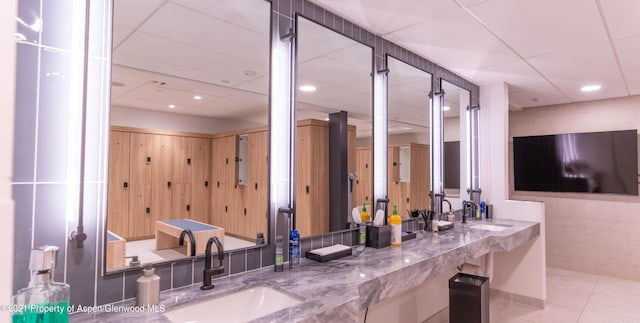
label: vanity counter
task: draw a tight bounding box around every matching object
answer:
[71,219,539,322]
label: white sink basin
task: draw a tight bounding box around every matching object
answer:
[469,224,512,232]
[164,286,302,323]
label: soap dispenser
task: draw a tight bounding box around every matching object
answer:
[12,245,70,323]
[137,265,160,306]
[389,205,402,247]
[360,202,370,223]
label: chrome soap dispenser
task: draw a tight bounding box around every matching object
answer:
[12,245,70,323]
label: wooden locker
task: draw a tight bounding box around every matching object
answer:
[172,183,191,220]
[173,136,192,184]
[295,120,329,237]
[190,137,211,224]
[129,133,152,185]
[210,181,228,229]
[354,147,372,207]
[107,131,130,238]
[152,134,174,221]
[410,144,430,209]
[128,184,153,239]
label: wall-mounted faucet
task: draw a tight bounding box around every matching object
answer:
[178,229,196,257]
[443,199,452,213]
[464,200,480,223]
[201,236,224,290]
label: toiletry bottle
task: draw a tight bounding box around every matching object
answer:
[289,229,300,269]
[389,205,402,247]
[359,223,367,245]
[12,246,70,323]
[360,202,370,222]
[448,211,455,224]
[275,235,284,272]
[480,201,487,219]
[136,265,160,306]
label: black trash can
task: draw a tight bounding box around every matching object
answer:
[449,272,489,323]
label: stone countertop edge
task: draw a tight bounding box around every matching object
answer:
[70,219,540,323]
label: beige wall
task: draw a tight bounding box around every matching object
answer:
[1,0,17,320]
[510,95,640,281]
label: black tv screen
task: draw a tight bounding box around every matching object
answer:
[513,130,638,195]
[444,141,460,189]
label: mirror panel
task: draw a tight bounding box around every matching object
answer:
[295,16,373,236]
[441,80,470,199]
[105,0,271,272]
[387,57,432,217]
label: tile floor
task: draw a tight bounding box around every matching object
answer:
[490,267,640,322]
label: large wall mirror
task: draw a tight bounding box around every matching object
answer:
[104,0,271,272]
[442,80,470,199]
[295,16,373,236]
[387,56,432,216]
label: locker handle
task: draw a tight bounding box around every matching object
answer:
[306,185,309,194]
[255,183,258,190]
[393,162,397,166]
[365,163,368,169]
[406,198,410,203]
[146,156,151,165]
[225,158,228,164]
[365,196,368,201]
[244,208,247,215]
[186,205,190,211]
[167,181,172,188]
[205,181,209,187]
[146,207,150,214]
[187,158,191,165]
[123,181,128,188]
[217,181,220,188]
[225,205,228,212]
[357,180,359,185]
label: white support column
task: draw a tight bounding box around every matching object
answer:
[1,0,17,319]
[480,83,547,305]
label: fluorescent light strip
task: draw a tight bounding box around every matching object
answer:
[373,70,388,202]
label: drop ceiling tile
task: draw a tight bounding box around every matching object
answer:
[468,0,608,58]
[112,25,133,48]
[114,32,266,88]
[138,3,269,66]
[389,84,429,111]
[310,0,458,35]
[234,76,269,96]
[298,17,369,64]
[527,42,628,101]
[614,35,640,95]
[172,0,270,34]
[598,0,640,40]
[298,56,371,96]
[113,0,165,29]
[385,8,520,70]
[509,88,570,109]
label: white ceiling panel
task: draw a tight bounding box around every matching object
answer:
[112,25,134,48]
[527,42,628,101]
[385,9,520,70]
[598,0,640,40]
[171,0,270,35]
[115,32,267,88]
[113,0,165,29]
[139,3,269,66]
[467,0,608,58]
[509,88,571,109]
[614,35,640,95]
[310,0,457,35]
[298,56,371,95]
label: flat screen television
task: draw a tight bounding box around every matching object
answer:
[513,130,638,195]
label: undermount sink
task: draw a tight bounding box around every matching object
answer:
[469,223,512,232]
[164,285,303,323]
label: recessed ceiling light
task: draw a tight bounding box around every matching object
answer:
[243,70,256,77]
[443,106,451,111]
[299,85,317,92]
[168,104,176,109]
[193,95,202,100]
[324,117,330,121]
[580,84,601,92]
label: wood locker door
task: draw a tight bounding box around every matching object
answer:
[173,136,192,184]
[129,133,152,185]
[128,184,153,239]
[387,146,401,215]
[354,147,372,207]
[107,131,130,238]
[191,137,211,223]
[172,183,191,220]
[152,134,174,222]
[410,144,430,209]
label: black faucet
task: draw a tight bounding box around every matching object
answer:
[201,236,224,290]
[178,229,196,257]
[464,200,480,223]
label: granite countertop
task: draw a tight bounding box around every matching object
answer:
[71,218,540,323]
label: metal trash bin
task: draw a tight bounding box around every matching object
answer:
[449,272,489,323]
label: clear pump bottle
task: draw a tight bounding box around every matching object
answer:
[12,246,70,323]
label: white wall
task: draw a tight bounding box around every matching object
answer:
[111,106,262,134]
[510,95,640,281]
[1,0,17,320]
[480,83,547,303]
